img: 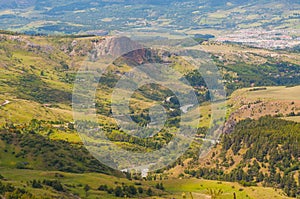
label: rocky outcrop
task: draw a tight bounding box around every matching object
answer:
[91,36,163,65]
[221,116,237,134]
[93,36,142,58]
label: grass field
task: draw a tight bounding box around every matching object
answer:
[161,178,293,199]
[227,85,300,122]
[0,168,293,199]
[1,168,134,199]
[232,86,300,101]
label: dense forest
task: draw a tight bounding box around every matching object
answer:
[185,116,300,197]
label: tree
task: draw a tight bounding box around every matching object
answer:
[128,185,137,195]
[32,180,42,188]
[50,180,64,192]
[137,187,143,194]
[146,188,153,196]
[115,186,124,197]
[155,182,165,190]
[98,184,108,191]
[207,188,223,199]
[84,184,90,197]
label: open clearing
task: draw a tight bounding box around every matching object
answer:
[0,168,293,199]
[228,85,300,122]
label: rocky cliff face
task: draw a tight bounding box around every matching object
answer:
[91,36,163,65]
[221,115,237,134]
[93,36,142,58]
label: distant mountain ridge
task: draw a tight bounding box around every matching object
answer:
[0,0,299,34]
[0,0,298,8]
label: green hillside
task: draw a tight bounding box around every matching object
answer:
[0,32,299,198]
[180,117,300,197]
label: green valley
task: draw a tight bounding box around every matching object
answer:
[0,29,299,199]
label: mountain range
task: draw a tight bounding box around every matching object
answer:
[0,0,299,34]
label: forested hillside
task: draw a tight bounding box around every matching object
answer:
[184,117,300,197]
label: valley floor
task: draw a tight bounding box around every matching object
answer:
[0,168,294,199]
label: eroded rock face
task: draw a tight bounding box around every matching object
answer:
[91,36,163,65]
[93,36,142,58]
[221,116,237,134]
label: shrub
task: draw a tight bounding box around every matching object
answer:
[98,184,108,191]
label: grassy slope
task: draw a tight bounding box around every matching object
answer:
[228,85,300,122]
[0,33,300,198]
[0,168,145,199]
[0,168,293,199]
[162,178,293,199]
[0,33,299,126]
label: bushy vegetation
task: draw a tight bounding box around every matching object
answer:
[0,181,35,199]
[185,117,300,197]
[97,183,162,197]
[221,62,300,95]
[17,74,71,104]
[0,120,118,175]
